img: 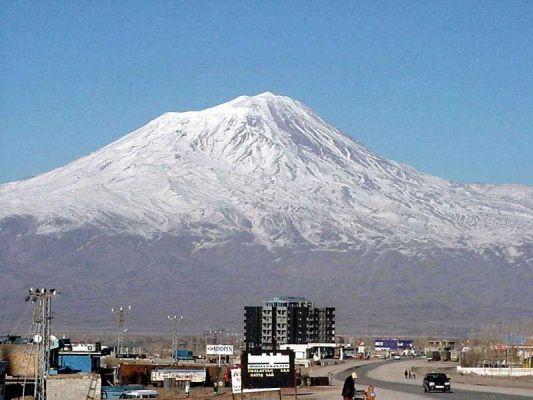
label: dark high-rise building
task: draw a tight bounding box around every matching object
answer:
[244,306,262,351]
[244,297,335,351]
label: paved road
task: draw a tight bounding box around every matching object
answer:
[335,361,532,400]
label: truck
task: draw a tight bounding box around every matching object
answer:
[174,349,194,361]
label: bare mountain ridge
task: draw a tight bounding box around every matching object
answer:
[1,93,532,334]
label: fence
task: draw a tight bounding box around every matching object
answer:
[457,366,533,377]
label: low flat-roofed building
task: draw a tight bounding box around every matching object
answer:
[374,338,413,352]
[58,341,103,373]
[426,338,456,350]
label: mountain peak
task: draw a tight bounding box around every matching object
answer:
[234,91,284,102]
[210,91,301,113]
[1,93,531,336]
[1,93,531,254]
[253,90,277,98]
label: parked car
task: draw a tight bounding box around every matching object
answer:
[119,390,159,399]
[423,373,450,392]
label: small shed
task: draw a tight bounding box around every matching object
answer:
[58,352,100,373]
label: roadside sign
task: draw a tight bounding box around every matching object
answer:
[151,368,206,383]
[241,350,295,389]
[231,368,242,393]
[231,368,281,395]
[206,344,234,355]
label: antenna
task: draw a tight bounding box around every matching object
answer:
[111,305,132,357]
[168,315,183,361]
[25,287,59,400]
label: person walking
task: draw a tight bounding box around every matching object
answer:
[342,372,357,400]
[213,381,218,396]
[408,370,412,379]
[184,380,190,397]
[404,370,408,379]
[364,385,376,400]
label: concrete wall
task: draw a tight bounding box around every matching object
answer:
[47,374,101,400]
[457,366,533,377]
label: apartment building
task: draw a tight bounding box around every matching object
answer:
[244,297,335,351]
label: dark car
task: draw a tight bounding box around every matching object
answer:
[423,373,451,392]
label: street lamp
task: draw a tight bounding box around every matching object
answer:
[111,305,131,357]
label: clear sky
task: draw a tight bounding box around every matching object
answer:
[1,1,532,185]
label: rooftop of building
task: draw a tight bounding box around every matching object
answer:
[245,296,335,309]
[265,296,310,304]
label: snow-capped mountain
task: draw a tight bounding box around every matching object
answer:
[1,92,532,335]
[1,92,532,254]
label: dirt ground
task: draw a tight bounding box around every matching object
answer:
[445,368,532,390]
[408,360,533,390]
[155,386,328,400]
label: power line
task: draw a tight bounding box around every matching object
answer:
[4,301,33,340]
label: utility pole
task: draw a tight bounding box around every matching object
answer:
[25,288,59,400]
[111,305,131,357]
[209,329,225,345]
[209,329,225,367]
[168,315,183,361]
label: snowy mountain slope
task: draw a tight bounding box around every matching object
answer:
[1,92,533,335]
[1,92,532,253]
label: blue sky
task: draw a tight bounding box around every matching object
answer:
[1,1,532,185]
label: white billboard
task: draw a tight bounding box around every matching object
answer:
[206,344,234,355]
[247,352,291,369]
[151,368,206,383]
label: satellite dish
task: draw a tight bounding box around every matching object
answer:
[34,334,43,344]
[50,335,60,349]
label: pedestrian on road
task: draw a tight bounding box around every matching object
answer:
[404,370,408,379]
[408,370,412,379]
[185,380,190,397]
[364,385,376,400]
[213,381,218,396]
[342,372,357,400]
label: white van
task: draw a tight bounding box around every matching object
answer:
[119,390,159,399]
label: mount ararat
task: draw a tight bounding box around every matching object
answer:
[1,93,532,334]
